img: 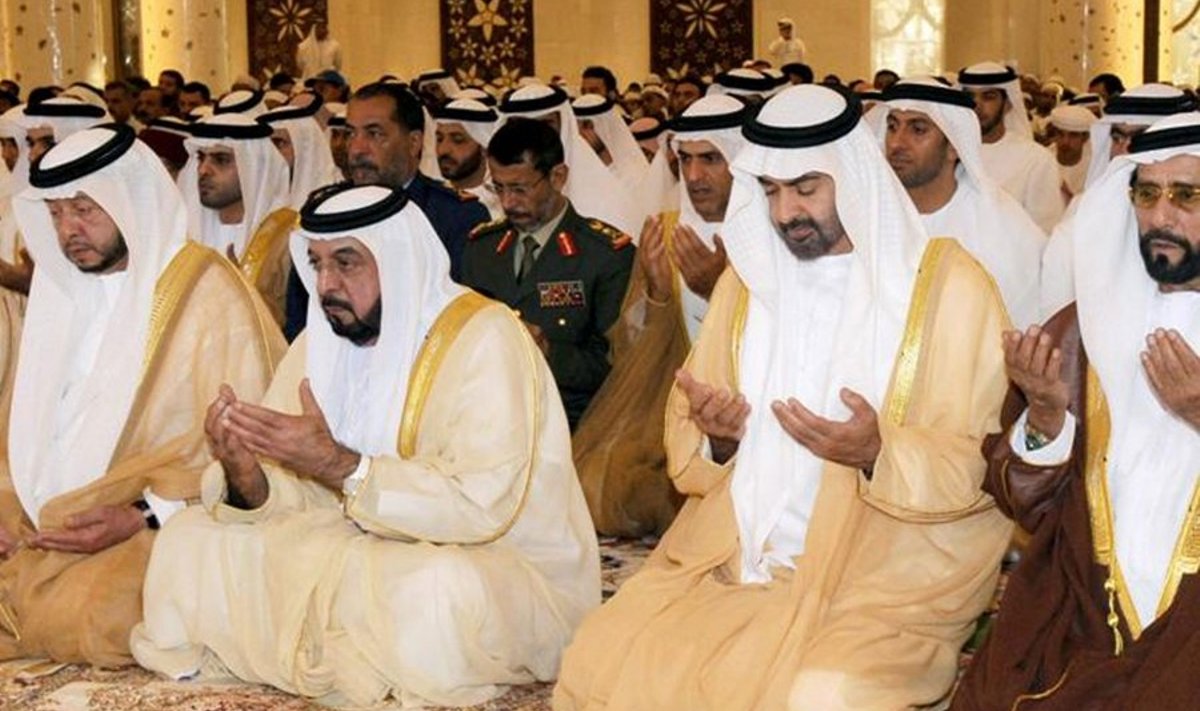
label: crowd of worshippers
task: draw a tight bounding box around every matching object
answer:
[0,47,1195,711]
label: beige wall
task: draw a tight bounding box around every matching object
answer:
[755,1,872,81]
[944,0,1041,78]
[534,0,648,87]
[0,1,1174,95]
[329,0,440,87]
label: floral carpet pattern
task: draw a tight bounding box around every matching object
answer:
[0,538,1010,710]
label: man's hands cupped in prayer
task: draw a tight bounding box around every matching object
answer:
[771,389,881,472]
[210,380,361,508]
[1143,328,1200,431]
[1003,326,1070,438]
[676,369,881,472]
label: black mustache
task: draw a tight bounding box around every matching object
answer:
[1141,228,1191,250]
[780,217,818,234]
[321,296,354,311]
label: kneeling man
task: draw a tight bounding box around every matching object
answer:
[555,84,1014,711]
[133,184,600,708]
[0,124,283,666]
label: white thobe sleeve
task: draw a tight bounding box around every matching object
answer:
[143,487,187,527]
[1008,408,1076,466]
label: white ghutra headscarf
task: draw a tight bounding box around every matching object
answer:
[723,84,929,583]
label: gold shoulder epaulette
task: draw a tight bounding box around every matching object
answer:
[588,218,633,250]
[469,217,508,240]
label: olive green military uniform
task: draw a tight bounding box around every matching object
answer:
[462,202,635,429]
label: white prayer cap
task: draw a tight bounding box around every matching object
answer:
[260,99,342,208]
[435,98,499,149]
[708,69,775,99]
[179,112,290,256]
[725,84,929,583]
[957,62,1031,137]
[214,89,267,118]
[19,97,110,138]
[643,73,663,87]
[778,16,794,27]
[292,183,465,455]
[1050,104,1097,133]
[11,125,191,522]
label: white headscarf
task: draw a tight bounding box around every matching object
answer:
[416,69,461,101]
[1040,88,1199,319]
[0,106,30,195]
[9,125,188,524]
[1084,84,1197,189]
[259,102,342,208]
[434,99,498,153]
[214,90,268,119]
[292,185,465,455]
[179,113,291,257]
[498,85,640,234]
[0,106,29,261]
[708,69,776,101]
[868,77,1046,327]
[1068,112,1200,625]
[631,117,679,218]
[725,85,928,583]
[669,95,749,341]
[571,93,648,186]
[957,62,1031,138]
[18,97,110,142]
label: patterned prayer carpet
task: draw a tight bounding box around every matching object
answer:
[0,538,1010,710]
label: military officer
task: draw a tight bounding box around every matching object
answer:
[463,118,634,429]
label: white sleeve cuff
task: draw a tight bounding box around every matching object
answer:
[1009,409,1076,466]
[341,455,371,497]
[142,487,187,527]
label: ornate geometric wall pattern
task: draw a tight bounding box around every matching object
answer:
[650,0,754,80]
[248,0,329,82]
[441,0,535,91]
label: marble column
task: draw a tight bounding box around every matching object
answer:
[0,0,113,89]
[139,0,248,91]
[1040,0,1145,89]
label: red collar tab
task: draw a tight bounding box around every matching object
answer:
[556,231,578,257]
[496,230,516,254]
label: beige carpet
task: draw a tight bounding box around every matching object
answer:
[0,537,654,711]
[0,538,1008,710]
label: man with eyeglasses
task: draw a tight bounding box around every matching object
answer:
[952,112,1200,710]
[462,118,634,430]
[1039,83,1197,319]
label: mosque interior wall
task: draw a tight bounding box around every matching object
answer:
[0,1,1199,93]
